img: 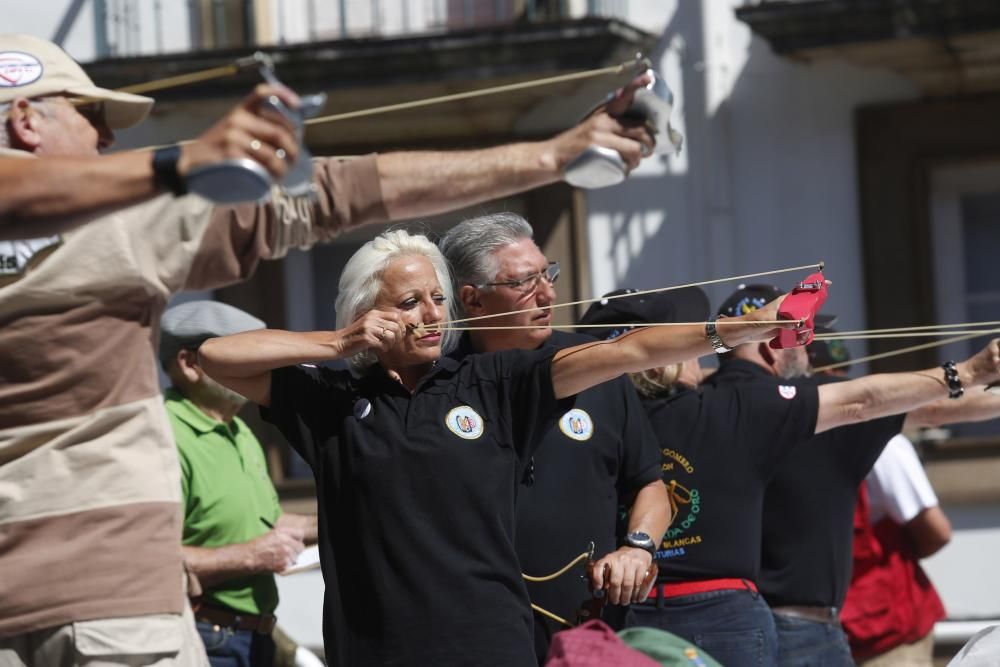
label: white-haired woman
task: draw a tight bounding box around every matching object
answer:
[199,229,796,667]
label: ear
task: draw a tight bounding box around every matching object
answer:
[758,342,777,370]
[6,98,44,151]
[175,348,205,384]
[459,284,485,316]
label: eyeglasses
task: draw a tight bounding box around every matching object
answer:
[74,101,106,128]
[477,261,560,294]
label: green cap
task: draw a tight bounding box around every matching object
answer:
[617,627,724,667]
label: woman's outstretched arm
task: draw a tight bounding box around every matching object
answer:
[550,296,797,399]
[199,310,403,406]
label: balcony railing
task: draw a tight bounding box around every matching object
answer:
[88,0,630,59]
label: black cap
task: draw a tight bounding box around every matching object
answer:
[807,326,851,370]
[717,283,837,326]
[578,287,711,340]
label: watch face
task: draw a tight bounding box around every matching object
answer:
[627,531,653,547]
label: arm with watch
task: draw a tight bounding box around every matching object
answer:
[814,340,1000,434]
[550,294,803,400]
[587,478,671,605]
[0,84,299,239]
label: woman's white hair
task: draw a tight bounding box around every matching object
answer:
[335,228,456,373]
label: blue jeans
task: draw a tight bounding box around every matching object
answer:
[773,613,855,667]
[629,588,777,667]
[196,621,276,667]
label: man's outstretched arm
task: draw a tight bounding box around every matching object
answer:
[815,339,1000,434]
[375,74,655,221]
[0,84,299,239]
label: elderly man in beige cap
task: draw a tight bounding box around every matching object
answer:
[0,33,658,667]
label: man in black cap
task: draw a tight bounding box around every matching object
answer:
[439,213,669,664]
[714,288,1000,666]
[160,300,317,667]
[578,284,1000,667]
[757,325,1000,667]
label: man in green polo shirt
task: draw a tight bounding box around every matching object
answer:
[160,300,317,667]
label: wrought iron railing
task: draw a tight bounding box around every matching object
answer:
[86,0,630,58]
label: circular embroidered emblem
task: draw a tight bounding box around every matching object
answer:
[778,385,797,400]
[559,408,594,441]
[0,52,43,88]
[445,405,484,440]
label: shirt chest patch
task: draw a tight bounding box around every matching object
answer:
[353,398,372,420]
[558,408,594,441]
[445,405,484,440]
[778,385,797,400]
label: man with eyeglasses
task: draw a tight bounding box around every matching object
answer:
[439,213,670,664]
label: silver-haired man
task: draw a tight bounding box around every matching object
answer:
[439,213,670,662]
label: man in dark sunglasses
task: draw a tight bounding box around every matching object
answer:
[440,213,669,665]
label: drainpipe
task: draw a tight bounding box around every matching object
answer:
[93,0,110,58]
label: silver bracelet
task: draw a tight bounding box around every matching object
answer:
[705,316,732,354]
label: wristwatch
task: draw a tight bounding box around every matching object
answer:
[152,144,188,196]
[705,316,732,354]
[625,531,657,558]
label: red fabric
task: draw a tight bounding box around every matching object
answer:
[646,578,757,599]
[841,482,946,660]
[545,619,660,667]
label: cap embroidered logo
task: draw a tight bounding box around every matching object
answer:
[735,296,768,316]
[445,406,484,440]
[559,408,594,441]
[0,52,43,88]
[778,385,797,400]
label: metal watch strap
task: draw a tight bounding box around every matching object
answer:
[705,316,732,354]
[152,145,188,196]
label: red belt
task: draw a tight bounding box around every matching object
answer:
[646,578,757,600]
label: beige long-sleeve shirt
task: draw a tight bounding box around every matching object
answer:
[0,148,385,636]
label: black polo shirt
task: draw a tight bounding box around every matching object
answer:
[643,359,818,583]
[455,331,661,660]
[759,375,905,609]
[261,348,572,667]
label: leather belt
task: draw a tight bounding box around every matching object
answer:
[196,604,277,635]
[772,605,840,625]
[645,578,757,600]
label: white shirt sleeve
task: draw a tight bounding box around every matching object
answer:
[865,434,940,525]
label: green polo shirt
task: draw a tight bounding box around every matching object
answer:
[165,389,282,615]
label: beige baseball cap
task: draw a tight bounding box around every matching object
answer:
[0,34,152,129]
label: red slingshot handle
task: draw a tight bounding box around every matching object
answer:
[770,271,828,349]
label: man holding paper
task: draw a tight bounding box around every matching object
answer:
[160,300,318,667]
